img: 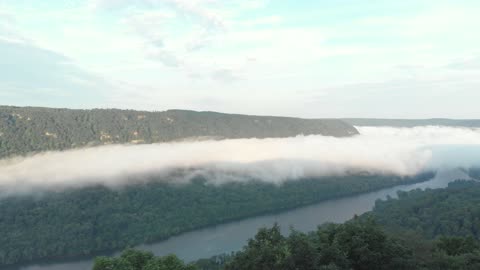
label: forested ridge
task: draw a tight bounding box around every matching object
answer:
[0,173,433,266]
[0,106,357,159]
[93,180,480,270]
[367,180,480,240]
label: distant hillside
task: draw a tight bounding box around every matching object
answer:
[343,118,480,127]
[0,106,358,159]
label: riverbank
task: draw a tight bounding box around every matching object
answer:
[6,170,463,270]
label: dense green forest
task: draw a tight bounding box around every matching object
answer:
[367,180,480,240]
[93,180,480,270]
[0,173,433,266]
[95,220,480,270]
[94,221,417,270]
[0,106,357,159]
[93,249,197,270]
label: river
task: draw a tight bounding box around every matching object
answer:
[12,169,466,270]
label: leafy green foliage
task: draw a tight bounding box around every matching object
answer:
[436,236,480,256]
[368,180,480,240]
[93,249,195,270]
[0,173,431,266]
[100,223,480,270]
[100,220,416,270]
[193,254,233,270]
[364,180,480,269]
[0,106,357,159]
[428,247,480,270]
[226,224,290,270]
[95,180,480,270]
[209,220,415,270]
[199,223,480,270]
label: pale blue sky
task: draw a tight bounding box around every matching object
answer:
[0,0,479,118]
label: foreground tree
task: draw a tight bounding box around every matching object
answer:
[225,224,290,270]
[93,223,480,270]
[225,220,415,270]
[93,249,196,270]
[426,237,480,270]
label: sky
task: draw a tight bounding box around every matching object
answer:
[0,0,479,118]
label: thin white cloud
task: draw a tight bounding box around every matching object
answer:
[1,0,480,117]
[448,56,480,70]
[87,0,133,10]
[211,68,241,82]
[147,48,182,67]
[122,10,176,47]
[306,72,480,118]
[0,9,28,43]
[162,0,226,31]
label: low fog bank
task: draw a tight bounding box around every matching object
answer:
[1,126,480,194]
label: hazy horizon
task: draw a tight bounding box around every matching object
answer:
[3,104,480,120]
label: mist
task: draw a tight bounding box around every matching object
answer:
[1,126,480,194]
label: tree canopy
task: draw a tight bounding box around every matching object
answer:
[0,106,357,159]
[91,180,480,270]
[0,173,431,266]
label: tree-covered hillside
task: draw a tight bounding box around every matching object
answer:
[0,173,432,266]
[95,220,419,270]
[96,219,480,270]
[367,180,480,240]
[220,180,480,270]
[92,180,480,270]
[0,106,358,159]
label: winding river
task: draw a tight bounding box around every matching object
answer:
[11,169,466,270]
